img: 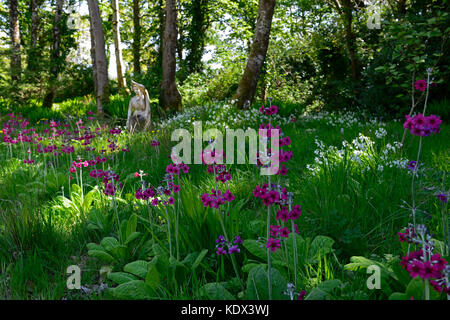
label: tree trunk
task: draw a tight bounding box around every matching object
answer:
[397,0,407,15]
[132,0,141,75]
[89,14,98,101]
[8,0,21,83]
[88,0,110,115]
[341,0,361,82]
[160,0,182,112]
[27,0,40,75]
[111,0,126,90]
[42,0,64,108]
[185,0,209,75]
[235,0,276,109]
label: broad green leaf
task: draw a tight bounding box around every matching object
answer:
[199,283,236,300]
[87,242,104,251]
[305,279,341,300]
[100,237,120,253]
[125,232,141,245]
[245,265,287,300]
[88,249,115,263]
[108,272,138,285]
[145,263,161,290]
[405,278,424,300]
[243,240,284,264]
[108,280,154,300]
[307,235,334,263]
[124,260,149,279]
[389,292,410,300]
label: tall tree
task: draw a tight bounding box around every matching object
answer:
[42,0,65,108]
[88,0,109,115]
[26,0,41,75]
[184,0,209,77]
[160,0,182,111]
[111,0,126,90]
[132,0,141,75]
[8,0,21,82]
[329,0,361,82]
[235,0,276,109]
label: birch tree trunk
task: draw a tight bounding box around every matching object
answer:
[160,0,182,111]
[132,0,141,75]
[88,0,110,115]
[235,0,276,109]
[111,0,126,90]
[42,0,64,108]
[8,0,21,82]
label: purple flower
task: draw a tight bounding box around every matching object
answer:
[233,235,243,244]
[437,193,447,203]
[228,245,240,254]
[216,247,227,255]
[216,235,225,244]
[408,161,417,171]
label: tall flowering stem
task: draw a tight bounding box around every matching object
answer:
[266,175,272,300]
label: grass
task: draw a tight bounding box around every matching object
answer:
[0,101,448,300]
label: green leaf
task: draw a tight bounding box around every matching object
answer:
[145,263,161,290]
[392,259,411,287]
[100,237,120,253]
[305,279,341,300]
[245,265,287,300]
[389,292,410,300]
[344,256,385,271]
[87,249,115,263]
[86,243,104,251]
[243,240,284,264]
[307,236,334,263]
[108,280,154,300]
[199,283,236,300]
[242,263,262,273]
[123,260,149,279]
[405,277,424,300]
[125,232,141,245]
[108,272,139,285]
[126,214,138,240]
[192,249,208,270]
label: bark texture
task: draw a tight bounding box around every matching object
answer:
[111,0,126,90]
[88,0,110,115]
[160,0,182,112]
[235,0,276,109]
[42,0,64,108]
[132,0,141,74]
[8,0,21,82]
[27,0,40,74]
[341,0,361,82]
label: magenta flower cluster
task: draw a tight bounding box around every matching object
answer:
[201,188,235,209]
[259,105,279,116]
[207,164,231,183]
[166,163,190,175]
[400,250,449,293]
[403,114,442,137]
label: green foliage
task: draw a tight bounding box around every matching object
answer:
[245,265,287,300]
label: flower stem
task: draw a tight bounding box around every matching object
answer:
[267,176,272,300]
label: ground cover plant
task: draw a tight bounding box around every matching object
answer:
[0,0,449,302]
